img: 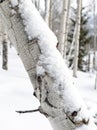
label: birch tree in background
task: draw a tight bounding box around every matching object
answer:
[58,0,70,58]
[67,24,77,66]
[93,0,97,70]
[0,0,97,130]
[44,0,53,28]
[92,0,97,89]
[63,0,71,59]
[0,33,1,56]
[2,33,8,70]
[73,0,82,77]
[35,0,40,11]
[49,0,53,29]
[0,18,3,55]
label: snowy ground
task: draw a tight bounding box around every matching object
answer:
[0,47,52,130]
[0,47,97,130]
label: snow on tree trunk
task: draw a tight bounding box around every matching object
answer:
[73,0,82,77]
[2,33,8,70]
[58,0,69,58]
[0,0,97,130]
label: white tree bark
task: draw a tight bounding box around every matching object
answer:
[93,0,97,89]
[63,0,71,59]
[93,0,97,70]
[0,0,96,130]
[58,0,69,58]
[73,0,82,77]
[44,0,53,28]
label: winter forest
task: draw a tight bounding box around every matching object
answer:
[0,0,97,130]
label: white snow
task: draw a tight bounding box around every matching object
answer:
[0,47,53,130]
[10,0,18,7]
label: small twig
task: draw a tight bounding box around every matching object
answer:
[16,108,39,114]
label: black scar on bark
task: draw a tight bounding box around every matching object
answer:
[71,111,78,117]
[37,76,42,84]
[56,42,59,48]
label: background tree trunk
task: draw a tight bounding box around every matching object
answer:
[93,0,97,89]
[63,0,71,59]
[73,0,82,77]
[93,0,97,70]
[58,0,69,58]
[44,0,53,28]
[2,33,8,70]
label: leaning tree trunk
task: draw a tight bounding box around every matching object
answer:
[2,33,8,70]
[73,0,82,77]
[0,0,97,130]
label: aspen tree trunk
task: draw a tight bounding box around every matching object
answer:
[0,0,96,130]
[63,0,71,59]
[93,0,97,89]
[73,0,82,77]
[44,0,50,25]
[2,33,8,70]
[37,0,40,11]
[44,0,53,28]
[58,0,69,57]
[93,0,97,70]
[67,24,77,65]
[0,35,1,55]
[88,52,90,72]
[49,0,53,29]
[0,18,2,55]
